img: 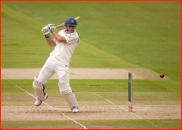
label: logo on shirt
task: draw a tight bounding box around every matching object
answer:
[67,35,71,40]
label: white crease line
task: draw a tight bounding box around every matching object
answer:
[131,113,143,119]
[105,99,115,105]
[93,92,163,128]
[118,105,128,111]
[61,113,87,129]
[7,80,87,129]
[93,92,142,117]
[93,92,127,111]
[145,120,162,129]
[25,91,55,109]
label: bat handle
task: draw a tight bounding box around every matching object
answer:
[56,23,65,28]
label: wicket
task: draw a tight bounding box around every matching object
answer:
[128,71,132,112]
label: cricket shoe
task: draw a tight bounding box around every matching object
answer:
[34,93,48,106]
[72,108,79,113]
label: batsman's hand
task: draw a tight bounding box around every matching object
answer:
[47,24,56,32]
[42,26,50,38]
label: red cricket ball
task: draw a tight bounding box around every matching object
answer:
[160,73,164,78]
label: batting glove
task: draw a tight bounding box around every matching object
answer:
[42,26,50,38]
[47,24,56,32]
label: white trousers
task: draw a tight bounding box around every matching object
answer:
[37,56,69,85]
[36,56,79,110]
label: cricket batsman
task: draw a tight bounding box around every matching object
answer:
[32,17,80,113]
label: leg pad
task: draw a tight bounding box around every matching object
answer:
[33,77,47,101]
[59,82,79,110]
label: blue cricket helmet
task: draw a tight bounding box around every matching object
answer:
[65,17,77,26]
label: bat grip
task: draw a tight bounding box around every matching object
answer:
[56,23,65,28]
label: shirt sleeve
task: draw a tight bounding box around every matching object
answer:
[53,38,57,43]
[65,34,79,44]
[65,34,72,43]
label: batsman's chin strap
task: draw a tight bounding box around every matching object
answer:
[65,29,75,34]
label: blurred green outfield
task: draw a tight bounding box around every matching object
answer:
[1,1,181,129]
[1,1,181,81]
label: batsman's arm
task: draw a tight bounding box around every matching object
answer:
[46,37,56,47]
[56,16,80,29]
[52,31,67,43]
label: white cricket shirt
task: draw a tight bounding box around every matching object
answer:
[50,29,79,65]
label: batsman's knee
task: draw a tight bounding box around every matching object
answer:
[58,81,70,91]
